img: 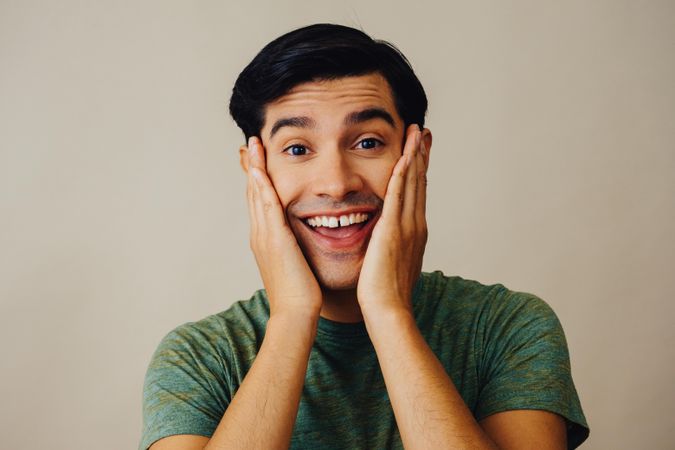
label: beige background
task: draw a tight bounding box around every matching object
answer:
[1,1,674,449]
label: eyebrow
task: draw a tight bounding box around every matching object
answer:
[268,107,396,139]
[269,116,316,139]
[344,108,396,128]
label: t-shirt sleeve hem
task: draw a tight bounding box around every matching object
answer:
[139,427,214,450]
[475,402,590,450]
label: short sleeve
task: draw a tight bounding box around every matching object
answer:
[475,291,590,449]
[139,324,231,450]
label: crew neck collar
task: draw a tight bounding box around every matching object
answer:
[314,274,427,341]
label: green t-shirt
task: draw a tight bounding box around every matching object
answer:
[140,271,590,449]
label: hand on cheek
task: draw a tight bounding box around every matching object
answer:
[357,124,429,317]
[245,137,323,319]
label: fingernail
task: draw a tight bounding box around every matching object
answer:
[248,136,257,151]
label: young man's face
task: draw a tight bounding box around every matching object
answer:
[254,73,407,291]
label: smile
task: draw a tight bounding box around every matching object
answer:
[299,210,378,251]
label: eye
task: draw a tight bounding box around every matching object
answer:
[356,137,383,150]
[284,144,308,156]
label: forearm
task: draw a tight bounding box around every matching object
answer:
[205,312,317,450]
[364,307,498,450]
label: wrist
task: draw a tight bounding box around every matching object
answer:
[362,306,419,352]
[362,304,415,330]
[267,291,322,319]
[268,308,320,334]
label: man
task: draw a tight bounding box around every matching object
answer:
[140,24,589,449]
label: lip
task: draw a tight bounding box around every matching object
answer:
[297,209,380,251]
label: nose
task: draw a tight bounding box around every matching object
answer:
[311,149,364,201]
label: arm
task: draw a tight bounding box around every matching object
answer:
[150,137,322,450]
[150,313,317,450]
[363,307,498,449]
[204,311,318,449]
[363,307,566,449]
[480,410,567,450]
[358,125,567,449]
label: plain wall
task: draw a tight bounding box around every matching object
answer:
[1,1,673,449]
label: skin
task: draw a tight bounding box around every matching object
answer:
[150,73,567,450]
[246,73,430,322]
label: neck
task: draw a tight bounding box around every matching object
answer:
[319,288,364,323]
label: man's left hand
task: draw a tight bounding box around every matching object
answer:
[357,124,430,317]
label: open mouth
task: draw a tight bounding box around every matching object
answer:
[299,210,379,250]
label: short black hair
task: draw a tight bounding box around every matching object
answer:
[228,23,428,141]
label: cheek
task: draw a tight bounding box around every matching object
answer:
[363,156,399,199]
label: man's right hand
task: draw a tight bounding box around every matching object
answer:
[151,140,321,450]
[245,136,323,319]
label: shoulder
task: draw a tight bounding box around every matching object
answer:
[415,271,568,368]
[149,291,269,372]
[168,289,269,340]
[140,290,271,449]
[415,271,555,327]
[416,272,589,446]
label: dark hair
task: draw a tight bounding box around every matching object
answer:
[228,23,428,141]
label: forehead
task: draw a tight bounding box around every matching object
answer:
[261,73,401,136]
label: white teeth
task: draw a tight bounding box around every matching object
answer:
[306,213,370,228]
[349,213,367,225]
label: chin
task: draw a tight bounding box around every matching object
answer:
[312,262,361,291]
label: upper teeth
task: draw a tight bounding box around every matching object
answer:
[307,213,369,228]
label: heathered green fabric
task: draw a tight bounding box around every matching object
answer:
[140,271,589,449]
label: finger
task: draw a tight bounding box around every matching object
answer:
[248,136,268,229]
[402,127,422,222]
[416,138,428,223]
[247,136,267,227]
[250,166,287,230]
[245,146,259,236]
[247,176,257,236]
[250,176,267,242]
[380,154,408,223]
[248,136,267,172]
[381,125,418,222]
[247,137,285,229]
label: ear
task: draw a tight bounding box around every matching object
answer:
[421,127,433,168]
[239,144,249,174]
